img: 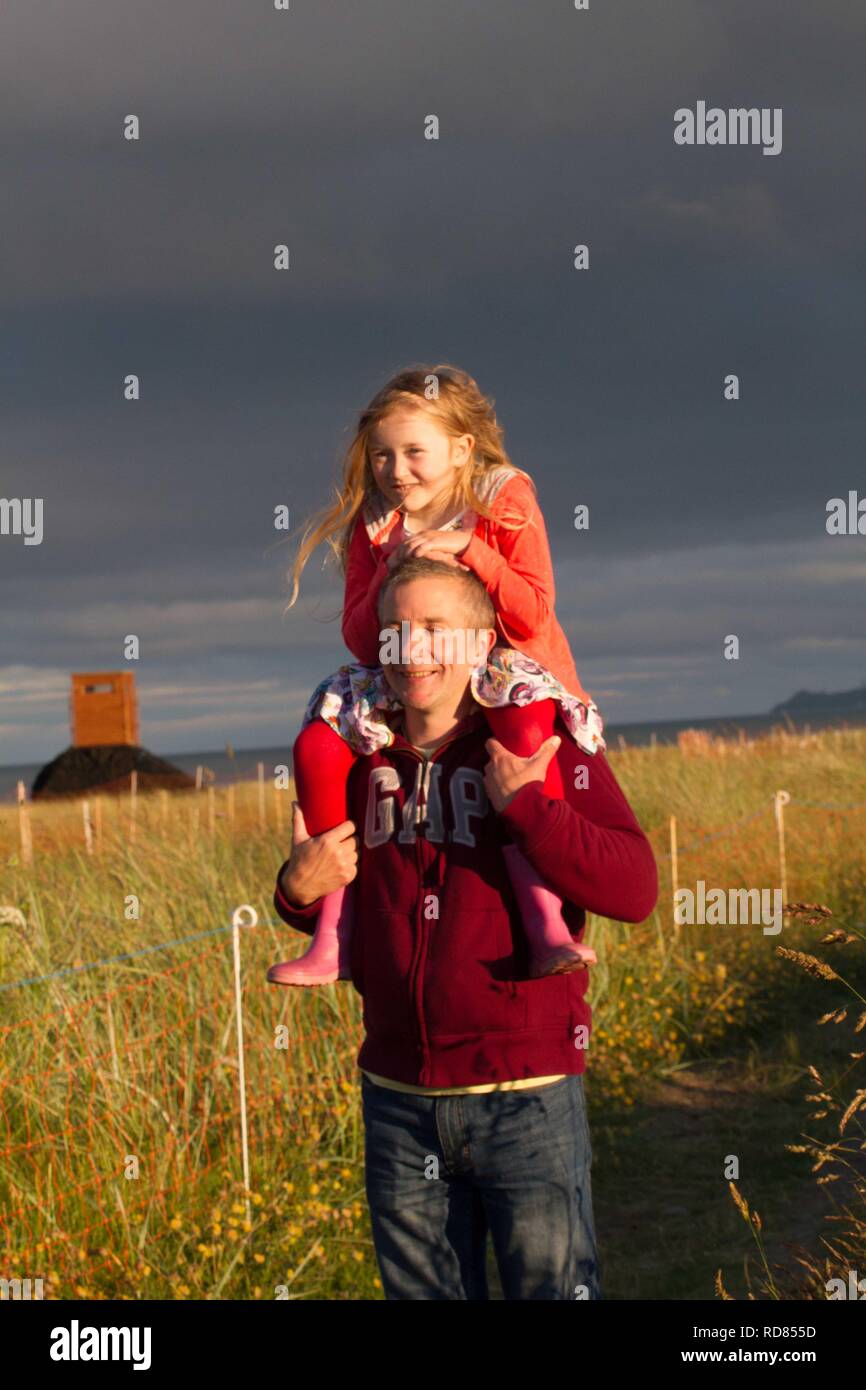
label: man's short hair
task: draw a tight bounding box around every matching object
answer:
[377,556,496,633]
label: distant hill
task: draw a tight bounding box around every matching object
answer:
[31,744,195,800]
[770,682,866,717]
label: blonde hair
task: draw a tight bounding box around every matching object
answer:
[377,555,497,633]
[286,362,532,608]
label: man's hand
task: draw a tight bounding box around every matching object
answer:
[277,803,359,908]
[483,735,561,813]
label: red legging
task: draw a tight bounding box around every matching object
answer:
[292,700,564,837]
[486,700,565,800]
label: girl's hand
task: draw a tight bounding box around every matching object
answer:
[399,529,472,560]
[385,537,468,571]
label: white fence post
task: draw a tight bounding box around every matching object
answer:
[774,790,791,921]
[670,815,679,939]
[17,781,32,867]
[231,904,258,1225]
[129,770,138,844]
[82,799,94,856]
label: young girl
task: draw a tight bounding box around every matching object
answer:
[268,364,606,986]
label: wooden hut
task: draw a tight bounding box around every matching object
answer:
[31,671,194,800]
[70,671,139,747]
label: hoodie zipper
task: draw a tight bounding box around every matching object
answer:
[394,719,480,1087]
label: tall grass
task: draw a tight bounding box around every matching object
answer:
[717,903,866,1300]
[1,726,865,1299]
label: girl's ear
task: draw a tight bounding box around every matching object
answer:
[451,431,474,467]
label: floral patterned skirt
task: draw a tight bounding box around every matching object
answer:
[300,646,606,757]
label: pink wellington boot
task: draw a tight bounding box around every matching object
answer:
[502,844,597,978]
[267,882,354,986]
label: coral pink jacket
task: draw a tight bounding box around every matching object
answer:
[341,469,591,704]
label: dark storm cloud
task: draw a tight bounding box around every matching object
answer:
[1,0,863,761]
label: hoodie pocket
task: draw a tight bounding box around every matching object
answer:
[359,909,418,1039]
[424,907,527,1037]
[516,973,572,1028]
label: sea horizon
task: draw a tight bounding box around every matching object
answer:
[3,706,864,804]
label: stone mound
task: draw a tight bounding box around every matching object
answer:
[31,745,195,800]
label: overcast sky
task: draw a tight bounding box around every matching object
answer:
[1,0,864,765]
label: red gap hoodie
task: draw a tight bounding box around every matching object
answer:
[274,709,658,1089]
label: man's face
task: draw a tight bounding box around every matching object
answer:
[379,577,492,718]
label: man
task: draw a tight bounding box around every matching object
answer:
[272,557,658,1300]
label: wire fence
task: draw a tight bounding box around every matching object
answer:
[2,782,865,1292]
[0,900,363,1293]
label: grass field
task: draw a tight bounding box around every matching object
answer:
[1,725,865,1300]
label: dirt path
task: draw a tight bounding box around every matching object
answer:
[590,1030,866,1300]
[483,958,866,1301]
[483,1056,844,1301]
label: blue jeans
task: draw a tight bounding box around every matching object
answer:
[361,1071,601,1300]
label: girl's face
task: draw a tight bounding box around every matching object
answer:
[368,407,473,523]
